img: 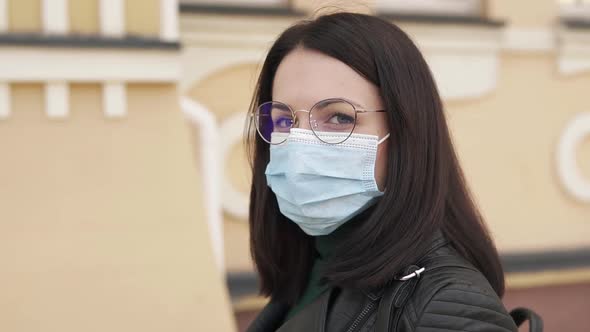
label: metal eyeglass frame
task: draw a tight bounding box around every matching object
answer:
[251,97,387,145]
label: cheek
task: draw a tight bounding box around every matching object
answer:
[375,142,389,191]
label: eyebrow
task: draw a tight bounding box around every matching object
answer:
[276,97,366,109]
[340,97,364,109]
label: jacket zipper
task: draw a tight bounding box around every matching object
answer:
[345,299,377,332]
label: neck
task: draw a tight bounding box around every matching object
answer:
[314,206,375,259]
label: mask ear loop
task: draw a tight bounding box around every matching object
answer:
[377,133,390,145]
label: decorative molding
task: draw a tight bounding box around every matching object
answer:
[42,0,69,34]
[220,112,250,220]
[0,48,180,82]
[179,3,304,17]
[426,53,499,100]
[0,33,180,49]
[180,13,503,100]
[397,23,502,100]
[0,0,7,32]
[161,0,179,41]
[556,112,590,203]
[103,82,126,118]
[375,0,485,19]
[180,47,266,92]
[502,27,555,52]
[0,83,10,119]
[558,25,590,75]
[179,13,296,92]
[100,0,124,37]
[180,13,298,47]
[180,6,590,89]
[180,97,225,274]
[45,82,69,118]
[560,4,590,23]
[377,13,504,27]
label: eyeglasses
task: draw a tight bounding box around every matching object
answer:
[252,97,387,145]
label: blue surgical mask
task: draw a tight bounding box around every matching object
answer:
[264,128,390,236]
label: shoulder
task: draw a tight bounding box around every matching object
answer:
[400,251,517,332]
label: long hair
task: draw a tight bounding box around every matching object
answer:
[245,11,505,306]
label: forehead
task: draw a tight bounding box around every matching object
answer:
[272,47,380,109]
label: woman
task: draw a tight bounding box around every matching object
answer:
[245,11,518,332]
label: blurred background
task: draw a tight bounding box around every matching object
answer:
[0,0,589,331]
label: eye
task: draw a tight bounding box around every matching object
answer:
[327,112,355,125]
[274,116,293,128]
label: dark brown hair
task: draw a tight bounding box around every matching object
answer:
[245,11,505,305]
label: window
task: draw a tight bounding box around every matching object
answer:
[375,0,484,17]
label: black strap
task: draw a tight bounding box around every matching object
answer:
[374,265,422,331]
[510,307,544,332]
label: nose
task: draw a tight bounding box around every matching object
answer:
[292,109,312,130]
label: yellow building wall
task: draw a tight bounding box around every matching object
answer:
[7,0,42,32]
[126,0,161,36]
[0,83,235,331]
[445,54,590,252]
[69,0,100,34]
[6,0,162,37]
[487,0,558,27]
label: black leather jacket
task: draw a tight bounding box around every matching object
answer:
[246,231,518,332]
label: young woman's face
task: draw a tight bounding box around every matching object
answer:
[272,47,390,191]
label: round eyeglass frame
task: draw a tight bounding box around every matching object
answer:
[251,97,387,145]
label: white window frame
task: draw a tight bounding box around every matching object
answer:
[560,0,590,20]
[375,0,483,17]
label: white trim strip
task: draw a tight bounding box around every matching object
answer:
[0,83,10,119]
[375,0,482,16]
[219,112,249,220]
[0,0,7,32]
[0,48,180,82]
[103,82,126,117]
[560,3,590,20]
[161,0,179,41]
[42,0,69,34]
[180,97,225,275]
[45,82,69,118]
[558,26,590,75]
[100,0,124,37]
[557,112,590,203]
[502,27,555,52]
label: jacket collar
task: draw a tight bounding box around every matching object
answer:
[246,289,334,332]
[245,298,290,332]
[246,229,449,332]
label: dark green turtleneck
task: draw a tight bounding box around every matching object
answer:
[283,214,363,321]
